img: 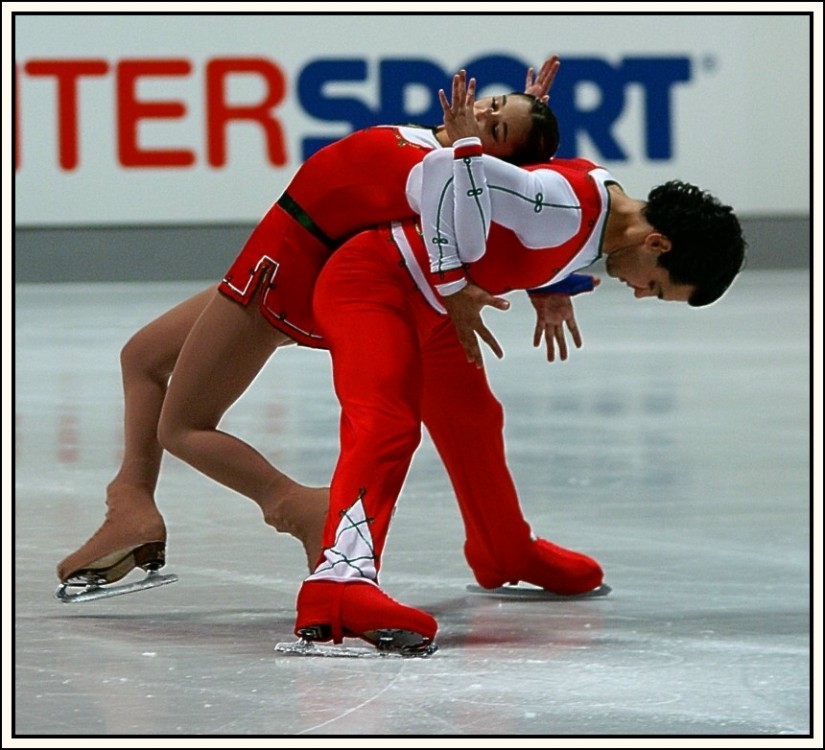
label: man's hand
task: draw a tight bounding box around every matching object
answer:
[524,56,560,102]
[442,282,510,368]
[529,292,586,362]
[439,70,483,144]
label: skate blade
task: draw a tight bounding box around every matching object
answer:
[368,628,439,657]
[55,571,179,603]
[274,638,437,659]
[466,582,612,600]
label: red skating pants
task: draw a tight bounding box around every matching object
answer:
[311,227,535,581]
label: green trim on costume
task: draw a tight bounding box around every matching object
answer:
[432,178,453,272]
[459,155,488,235]
[488,184,583,213]
[595,179,620,259]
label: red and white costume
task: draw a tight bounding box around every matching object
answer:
[297,138,611,640]
[218,125,439,347]
[407,137,614,301]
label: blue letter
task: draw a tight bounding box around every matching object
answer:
[622,57,691,160]
[297,59,377,159]
[551,58,627,160]
[378,59,450,126]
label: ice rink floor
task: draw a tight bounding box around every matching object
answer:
[10,269,817,742]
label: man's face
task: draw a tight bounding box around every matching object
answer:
[472,94,533,159]
[604,243,695,303]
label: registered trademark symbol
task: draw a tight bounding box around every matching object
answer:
[701,55,718,73]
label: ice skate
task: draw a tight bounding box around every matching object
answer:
[55,567,178,604]
[55,494,174,603]
[281,579,438,658]
[466,536,605,597]
[465,582,612,600]
[273,637,431,659]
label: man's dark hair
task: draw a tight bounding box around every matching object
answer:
[644,180,747,307]
[506,93,559,165]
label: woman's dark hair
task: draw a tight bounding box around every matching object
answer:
[505,92,560,165]
[644,180,747,307]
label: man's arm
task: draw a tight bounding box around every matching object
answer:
[423,67,593,365]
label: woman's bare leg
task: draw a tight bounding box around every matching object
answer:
[57,286,219,583]
[157,290,327,570]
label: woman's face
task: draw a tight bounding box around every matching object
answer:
[472,94,534,158]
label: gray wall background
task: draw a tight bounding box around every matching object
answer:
[14,215,810,284]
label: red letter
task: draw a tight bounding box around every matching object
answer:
[24,59,110,170]
[206,58,287,167]
[15,63,20,170]
[117,59,195,167]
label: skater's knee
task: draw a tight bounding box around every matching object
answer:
[121,327,177,384]
[388,423,422,456]
[156,410,187,457]
[155,416,175,455]
[157,403,220,461]
[359,418,421,462]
